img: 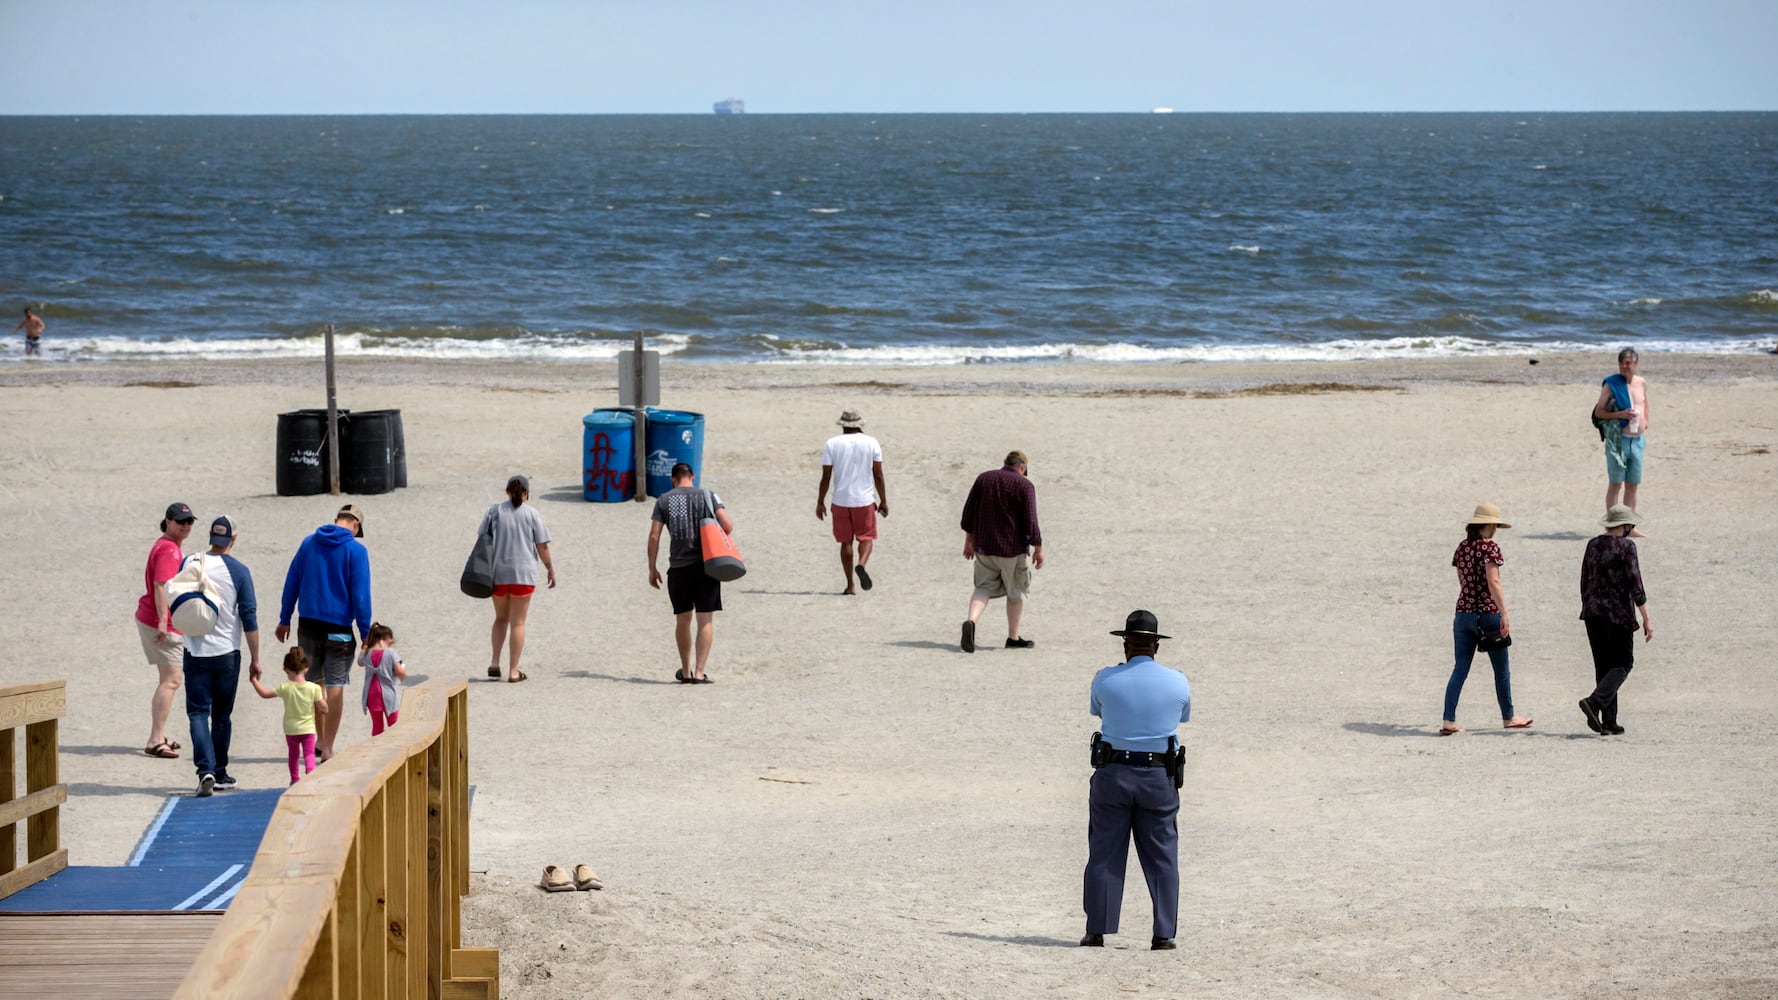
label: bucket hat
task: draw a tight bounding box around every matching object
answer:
[1600,505,1641,529]
[1465,503,1511,528]
[1110,609,1171,640]
[837,409,864,428]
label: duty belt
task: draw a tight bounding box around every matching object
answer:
[1107,749,1170,767]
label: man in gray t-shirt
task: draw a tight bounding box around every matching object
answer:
[647,462,735,683]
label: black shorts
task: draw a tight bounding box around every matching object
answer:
[296,617,356,688]
[667,564,722,615]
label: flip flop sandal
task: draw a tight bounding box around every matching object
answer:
[143,741,180,758]
[695,676,715,684]
[674,669,694,684]
[487,666,501,679]
[507,670,527,683]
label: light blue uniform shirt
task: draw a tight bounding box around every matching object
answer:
[1090,655,1192,753]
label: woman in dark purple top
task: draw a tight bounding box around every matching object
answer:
[1578,505,1654,735]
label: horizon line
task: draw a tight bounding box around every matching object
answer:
[3,107,1776,118]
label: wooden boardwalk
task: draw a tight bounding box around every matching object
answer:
[0,912,222,999]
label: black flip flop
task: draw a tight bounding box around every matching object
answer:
[487,666,500,679]
[695,676,715,684]
[856,565,873,591]
[674,669,694,683]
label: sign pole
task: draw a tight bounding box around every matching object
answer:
[632,329,647,502]
[325,323,340,496]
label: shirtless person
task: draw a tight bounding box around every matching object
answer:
[13,307,44,356]
[1592,348,1650,521]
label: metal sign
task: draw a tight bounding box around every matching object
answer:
[617,350,660,407]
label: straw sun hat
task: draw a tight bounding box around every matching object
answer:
[1464,503,1511,528]
[1600,505,1641,529]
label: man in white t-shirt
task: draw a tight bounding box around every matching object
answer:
[816,409,888,595]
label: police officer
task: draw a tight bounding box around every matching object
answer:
[1082,609,1191,950]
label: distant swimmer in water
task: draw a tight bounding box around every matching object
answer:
[13,307,44,356]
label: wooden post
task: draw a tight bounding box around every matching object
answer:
[0,728,13,874]
[326,323,341,496]
[632,329,648,502]
[24,719,57,864]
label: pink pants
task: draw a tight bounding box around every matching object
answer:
[370,710,399,736]
[286,733,316,783]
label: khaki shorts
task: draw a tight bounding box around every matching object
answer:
[972,553,1032,602]
[136,619,183,669]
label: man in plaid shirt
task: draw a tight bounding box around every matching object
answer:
[958,450,1045,653]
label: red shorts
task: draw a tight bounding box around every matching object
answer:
[492,584,536,598]
[830,504,878,543]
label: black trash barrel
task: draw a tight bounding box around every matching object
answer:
[356,409,406,488]
[276,409,347,496]
[340,410,395,495]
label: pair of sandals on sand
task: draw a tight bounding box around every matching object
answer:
[1439,717,1533,735]
[143,739,182,758]
[673,669,714,684]
[540,864,602,892]
[487,666,527,683]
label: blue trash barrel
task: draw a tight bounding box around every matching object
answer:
[644,408,705,498]
[582,409,637,502]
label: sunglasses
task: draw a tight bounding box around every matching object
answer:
[174,518,196,525]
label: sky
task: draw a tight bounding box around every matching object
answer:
[2,1,1775,115]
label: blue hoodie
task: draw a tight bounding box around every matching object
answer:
[279,523,372,638]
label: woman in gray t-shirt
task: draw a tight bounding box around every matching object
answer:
[483,475,555,683]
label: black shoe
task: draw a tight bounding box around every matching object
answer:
[960,620,975,653]
[1079,933,1104,947]
[212,773,238,790]
[1603,721,1625,735]
[1151,937,1176,951]
[196,773,215,798]
[856,565,872,591]
[1005,637,1035,649]
[1578,698,1604,734]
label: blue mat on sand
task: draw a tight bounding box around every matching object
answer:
[0,788,283,913]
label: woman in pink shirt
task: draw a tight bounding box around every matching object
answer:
[137,502,195,758]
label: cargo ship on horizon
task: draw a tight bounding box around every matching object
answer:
[713,98,745,115]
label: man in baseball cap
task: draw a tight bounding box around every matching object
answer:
[276,505,372,763]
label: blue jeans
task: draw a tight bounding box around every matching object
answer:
[184,650,241,778]
[1444,612,1514,722]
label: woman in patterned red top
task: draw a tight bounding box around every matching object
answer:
[1577,505,1653,736]
[1440,503,1534,735]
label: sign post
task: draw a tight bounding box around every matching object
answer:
[617,331,660,503]
[325,324,340,496]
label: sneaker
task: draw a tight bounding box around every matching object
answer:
[212,773,238,790]
[960,620,975,653]
[1603,722,1625,735]
[196,773,215,798]
[1005,637,1035,649]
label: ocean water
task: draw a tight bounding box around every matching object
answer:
[1,113,1775,365]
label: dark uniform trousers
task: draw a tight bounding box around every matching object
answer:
[1083,761,1179,939]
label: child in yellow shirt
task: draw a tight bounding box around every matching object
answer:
[251,648,329,784]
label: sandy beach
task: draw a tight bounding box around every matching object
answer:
[2,352,1775,998]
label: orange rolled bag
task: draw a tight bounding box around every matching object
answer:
[699,490,746,581]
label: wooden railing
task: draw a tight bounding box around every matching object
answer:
[176,678,498,999]
[0,680,67,901]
